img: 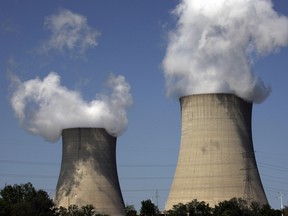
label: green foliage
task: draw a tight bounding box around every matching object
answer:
[283,206,288,216]
[167,202,187,216]
[56,204,108,216]
[0,183,284,216]
[0,183,107,216]
[186,199,212,216]
[126,204,137,216]
[0,182,56,216]
[81,204,96,216]
[167,199,211,216]
[213,198,247,216]
[140,199,158,216]
[259,204,281,216]
[166,198,283,216]
[249,201,261,216]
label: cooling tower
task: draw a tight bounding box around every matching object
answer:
[165,94,268,210]
[54,128,125,216]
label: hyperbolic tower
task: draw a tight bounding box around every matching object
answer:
[55,128,125,216]
[165,94,267,210]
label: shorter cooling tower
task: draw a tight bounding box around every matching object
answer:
[165,94,268,210]
[54,128,125,216]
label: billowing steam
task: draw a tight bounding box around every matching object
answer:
[163,0,288,103]
[10,72,133,142]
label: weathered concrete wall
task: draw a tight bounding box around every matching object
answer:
[55,128,125,216]
[165,94,267,210]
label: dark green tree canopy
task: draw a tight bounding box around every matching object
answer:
[167,199,212,216]
[166,198,283,216]
[0,182,56,216]
[0,183,285,216]
[126,204,137,216]
[140,199,159,216]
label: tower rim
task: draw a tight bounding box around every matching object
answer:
[179,93,253,104]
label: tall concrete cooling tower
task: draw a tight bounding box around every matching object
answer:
[165,94,267,210]
[54,128,125,216]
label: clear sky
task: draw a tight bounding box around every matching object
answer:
[0,0,287,212]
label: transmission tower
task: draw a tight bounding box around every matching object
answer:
[241,151,255,206]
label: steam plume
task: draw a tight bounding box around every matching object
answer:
[42,9,100,55]
[163,0,288,103]
[10,72,133,142]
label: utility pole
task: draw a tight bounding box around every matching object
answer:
[155,189,159,215]
[279,192,285,216]
[155,189,159,210]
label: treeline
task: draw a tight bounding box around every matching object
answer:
[0,182,287,216]
[0,182,106,216]
[136,198,288,216]
[160,198,287,216]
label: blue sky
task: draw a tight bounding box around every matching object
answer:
[0,0,288,211]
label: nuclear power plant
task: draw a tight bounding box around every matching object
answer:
[54,128,125,216]
[165,93,268,210]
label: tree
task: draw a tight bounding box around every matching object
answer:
[56,206,69,216]
[213,198,249,216]
[249,201,262,216]
[166,200,211,216]
[57,204,108,216]
[140,199,158,216]
[0,182,56,216]
[283,206,288,216]
[81,205,96,216]
[186,199,212,216]
[126,204,138,216]
[259,204,281,216]
[166,198,284,216]
[167,202,187,216]
[67,204,80,215]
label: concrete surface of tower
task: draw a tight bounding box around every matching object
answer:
[54,128,125,216]
[165,94,268,210]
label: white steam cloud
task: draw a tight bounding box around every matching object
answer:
[10,72,133,142]
[42,9,100,54]
[163,0,288,103]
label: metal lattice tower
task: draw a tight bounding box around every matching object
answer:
[242,151,255,206]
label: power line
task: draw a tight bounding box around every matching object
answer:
[3,159,283,167]
[258,162,288,172]
[0,173,57,179]
[0,159,59,166]
[0,158,287,169]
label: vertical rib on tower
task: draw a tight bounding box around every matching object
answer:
[165,94,267,210]
[55,128,125,216]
